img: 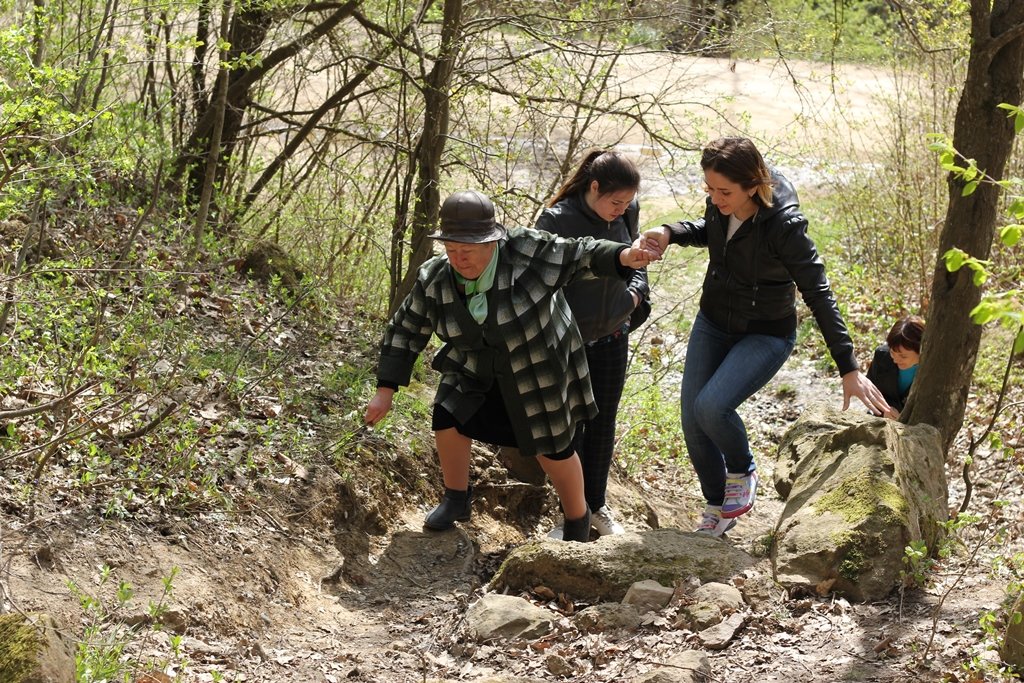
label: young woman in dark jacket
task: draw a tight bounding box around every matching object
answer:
[640,137,891,536]
[534,150,649,538]
[866,315,925,419]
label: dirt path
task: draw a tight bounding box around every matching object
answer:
[2,304,1007,683]
[614,53,897,156]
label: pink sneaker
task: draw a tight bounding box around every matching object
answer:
[721,471,758,519]
[695,505,737,537]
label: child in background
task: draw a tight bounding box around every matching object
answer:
[866,315,925,419]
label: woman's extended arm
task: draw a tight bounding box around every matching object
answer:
[619,244,659,268]
[841,370,892,417]
[364,262,440,424]
[364,387,395,426]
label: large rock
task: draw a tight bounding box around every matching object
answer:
[0,613,75,683]
[736,574,786,612]
[692,582,744,612]
[574,603,644,633]
[490,529,755,603]
[696,613,745,650]
[675,601,721,631]
[622,579,674,614]
[631,650,712,682]
[464,593,557,641]
[771,406,947,601]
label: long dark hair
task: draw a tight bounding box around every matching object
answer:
[548,149,640,207]
[700,137,774,208]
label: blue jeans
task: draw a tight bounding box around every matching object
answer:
[681,311,795,506]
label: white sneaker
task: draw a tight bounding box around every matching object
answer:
[695,505,737,537]
[591,505,625,536]
[546,523,564,540]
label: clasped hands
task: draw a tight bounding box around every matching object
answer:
[620,227,670,268]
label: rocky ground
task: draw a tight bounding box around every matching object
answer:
[2,305,1019,683]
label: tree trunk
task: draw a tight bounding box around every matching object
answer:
[192,0,232,255]
[172,2,361,200]
[191,0,212,128]
[182,4,272,207]
[389,0,464,313]
[31,0,45,67]
[902,0,1024,453]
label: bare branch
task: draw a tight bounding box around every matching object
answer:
[0,382,98,420]
[886,0,961,54]
[118,401,181,443]
[980,21,1024,62]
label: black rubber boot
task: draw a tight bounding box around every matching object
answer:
[423,486,472,530]
[561,505,591,543]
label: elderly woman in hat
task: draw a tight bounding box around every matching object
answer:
[364,189,657,542]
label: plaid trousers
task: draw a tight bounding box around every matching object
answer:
[573,331,629,510]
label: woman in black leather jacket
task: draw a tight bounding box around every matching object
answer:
[640,137,890,537]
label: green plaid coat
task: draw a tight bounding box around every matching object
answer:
[376,227,628,457]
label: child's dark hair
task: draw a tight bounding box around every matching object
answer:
[700,137,774,208]
[548,149,640,207]
[886,315,925,353]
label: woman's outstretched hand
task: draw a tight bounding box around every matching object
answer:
[841,371,892,417]
[364,387,395,426]
[619,244,661,268]
[637,226,670,257]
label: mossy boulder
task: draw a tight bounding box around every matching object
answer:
[237,240,304,290]
[1001,593,1024,669]
[771,406,947,601]
[490,529,756,603]
[0,612,75,683]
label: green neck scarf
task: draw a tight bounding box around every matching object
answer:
[454,246,499,324]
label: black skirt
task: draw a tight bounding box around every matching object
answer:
[431,383,574,460]
[432,382,516,446]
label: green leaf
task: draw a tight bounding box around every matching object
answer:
[1014,329,1024,355]
[969,300,1000,324]
[1009,198,1024,220]
[962,180,979,196]
[943,248,966,272]
[1000,224,1023,247]
[971,268,987,286]
[1001,103,1024,134]
[926,133,953,152]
